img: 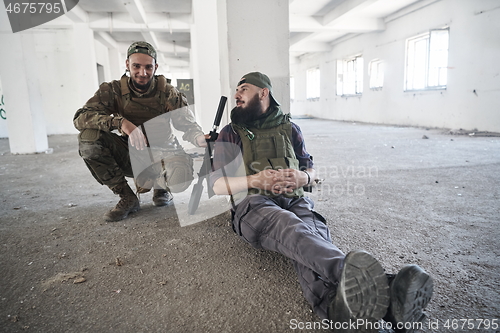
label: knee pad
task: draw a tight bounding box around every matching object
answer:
[78,129,103,159]
[135,153,194,193]
[158,153,194,193]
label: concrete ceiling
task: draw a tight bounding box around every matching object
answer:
[51,0,426,70]
[289,0,424,59]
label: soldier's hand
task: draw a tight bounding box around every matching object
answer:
[196,134,210,148]
[272,169,308,193]
[248,169,280,192]
[121,119,148,150]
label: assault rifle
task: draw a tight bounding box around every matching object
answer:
[188,96,227,215]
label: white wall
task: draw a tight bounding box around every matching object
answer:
[94,39,112,84]
[291,0,500,132]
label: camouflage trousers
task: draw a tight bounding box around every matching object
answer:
[78,129,194,192]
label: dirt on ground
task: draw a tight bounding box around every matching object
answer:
[0,118,499,333]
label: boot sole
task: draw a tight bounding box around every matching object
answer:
[389,265,434,333]
[153,191,173,207]
[153,198,173,207]
[329,250,390,332]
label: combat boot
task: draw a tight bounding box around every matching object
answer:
[153,188,173,206]
[384,265,434,332]
[104,182,140,221]
[327,250,390,332]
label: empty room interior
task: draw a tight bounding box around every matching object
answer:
[0,0,499,332]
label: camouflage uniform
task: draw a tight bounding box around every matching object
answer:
[74,74,204,191]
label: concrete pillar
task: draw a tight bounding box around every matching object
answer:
[191,0,227,131]
[0,7,48,153]
[72,23,99,106]
[225,0,290,113]
[191,0,290,133]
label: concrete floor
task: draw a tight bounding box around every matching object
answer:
[1,118,499,333]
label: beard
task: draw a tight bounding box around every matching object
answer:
[231,93,264,125]
[131,77,153,92]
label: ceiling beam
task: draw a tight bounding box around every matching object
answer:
[121,0,163,59]
[88,13,191,33]
[328,32,360,46]
[290,40,332,53]
[96,32,119,49]
[290,14,324,32]
[124,0,148,24]
[290,14,384,33]
[290,32,315,46]
[322,0,379,26]
[385,0,441,23]
[141,32,159,48]
[328,17,385,32]
[64,4,88,23]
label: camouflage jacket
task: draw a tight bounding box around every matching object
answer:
[73,75,204,146]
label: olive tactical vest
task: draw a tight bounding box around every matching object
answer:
[119,75,169,126]
[233,123,305,200]
[119,75,176,143]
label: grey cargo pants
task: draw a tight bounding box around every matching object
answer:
[232,194,345,319]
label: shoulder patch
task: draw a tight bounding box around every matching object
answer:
[97,83,114,107]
